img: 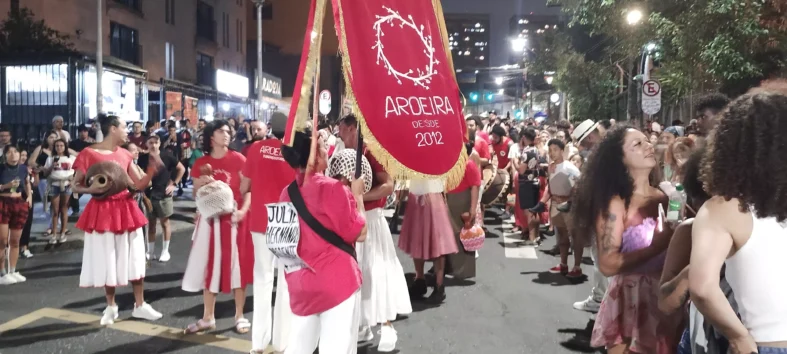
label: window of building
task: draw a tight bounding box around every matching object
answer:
[110,22,140,65]
[222,12,229,47]
[252,3,273,20]
[165,0,175,25]
[236,19,242,52]
[165,42,175,79]
[196,53,214,87]
[196,2,215,42]
[114,0,141,11]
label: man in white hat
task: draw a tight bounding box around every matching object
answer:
[569,119,608,315]
[570,119,603,153]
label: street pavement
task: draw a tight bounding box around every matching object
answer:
[1,204,602,354]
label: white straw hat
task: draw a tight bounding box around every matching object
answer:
[571,119,600,144]
[327,149,373,193]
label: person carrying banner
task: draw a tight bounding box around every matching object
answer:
[240,112,296,353]
[275,130,367,354]
[338,114,412,352]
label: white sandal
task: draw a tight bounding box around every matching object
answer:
[235,318,251,334]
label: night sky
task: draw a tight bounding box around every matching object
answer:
[442,0,561,66]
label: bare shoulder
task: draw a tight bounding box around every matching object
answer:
[696,196,753,238]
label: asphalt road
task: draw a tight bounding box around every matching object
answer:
[0,208,602,354]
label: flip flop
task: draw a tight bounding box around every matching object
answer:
[184,318,216,334]
[235,318,251,334]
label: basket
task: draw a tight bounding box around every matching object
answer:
[195,180,235,219]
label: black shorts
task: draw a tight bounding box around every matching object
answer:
[517,175,540,210]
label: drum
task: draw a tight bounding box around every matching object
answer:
[481,168,510,205]
[482,153,499,191]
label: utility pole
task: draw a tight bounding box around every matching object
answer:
[96,0,103,115]
[254,0,265,121]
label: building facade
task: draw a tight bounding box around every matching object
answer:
[0,0,251,140]
[444,14,491,70]
[509,14,562,64]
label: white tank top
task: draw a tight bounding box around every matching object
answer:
[724,211,787,342]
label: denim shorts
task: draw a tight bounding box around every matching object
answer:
[759,347,787,354]
[49,184,71,196]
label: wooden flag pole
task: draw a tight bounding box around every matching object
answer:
[354,128,364,179]
[306,32,323,178]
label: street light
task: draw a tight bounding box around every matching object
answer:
[511,38,527,53]
[550,93,561,103]
[495,77,504,85]
[626,9,644,25]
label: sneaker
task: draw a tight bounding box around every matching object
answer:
[573,295,601,313]
[146,253,150,261]
[358,326,374,342]
[10,272,26,283]
[159,250,171,263]
[475,250,479,259]
[549,264,568,275]
[58,234,68,244]
[101,305,119,325]
[131,302,163,321]
[20,249,33,258]
[377,325,398,352]
[0,273,18,285]
[566,268,584,279]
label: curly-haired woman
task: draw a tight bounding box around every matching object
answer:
[690,91,787,354]
[572,126,681,353]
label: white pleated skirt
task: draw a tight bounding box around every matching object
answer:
[79,228,146,288]
[358,208,413,326]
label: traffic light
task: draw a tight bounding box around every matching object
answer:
[470,92,479,102]
[486,93,494,101]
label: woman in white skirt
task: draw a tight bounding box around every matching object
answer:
[72,114,163,326]
[337,115,412,352]
[182,119,254,335]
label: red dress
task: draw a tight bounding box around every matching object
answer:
[185,151,254,294]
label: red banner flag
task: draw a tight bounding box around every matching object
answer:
[333,0,467,185]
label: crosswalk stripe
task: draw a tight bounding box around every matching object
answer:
[502,235,538,259]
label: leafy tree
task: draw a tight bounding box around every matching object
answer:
[545,0,785,106]
[525,31,621,121]
[0,7,74,56]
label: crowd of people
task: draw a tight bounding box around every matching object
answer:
[3,79,787,354]
[466,83,786,353]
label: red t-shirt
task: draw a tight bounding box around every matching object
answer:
[449,160,482,194]
[491,137,512,169]
[281,173,365,316]
[73,147,133,175]
[242,139,296,233]
[127,133,146,149]
[192,150,246,205]
[473,137,491,160]
[364,150,387,211]
[477,130,491,144]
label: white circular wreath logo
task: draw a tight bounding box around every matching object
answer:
[372,6,440,90]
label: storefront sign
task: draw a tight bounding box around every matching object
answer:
[216,69,249,98]
[332,0,466,179]
[256,70,282,99]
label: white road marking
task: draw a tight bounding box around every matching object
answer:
[502,234,538,259]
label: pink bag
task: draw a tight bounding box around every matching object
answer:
[460,212,485,251]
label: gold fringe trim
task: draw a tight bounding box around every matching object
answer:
[287,0,328,144]
[335,0,467,190]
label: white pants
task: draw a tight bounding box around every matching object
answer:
[589,241,609,302]
[251,232,292,352]
[285,291,360,354]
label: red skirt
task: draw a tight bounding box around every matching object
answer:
[76,190,148,234]
[513,172,528,229]
[182,213,254,294]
